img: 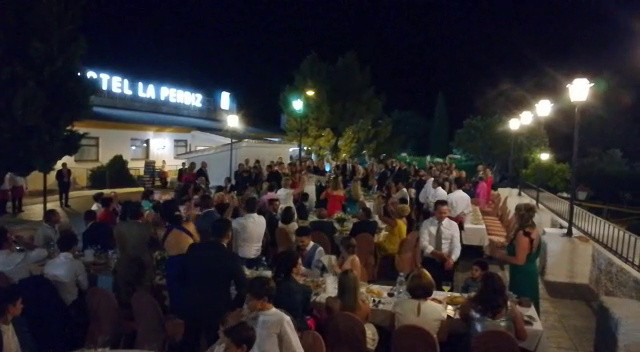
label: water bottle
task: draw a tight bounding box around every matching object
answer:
[396,273,406,297]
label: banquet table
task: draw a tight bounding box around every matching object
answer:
[313,283,544,352]
[462,206,489,247]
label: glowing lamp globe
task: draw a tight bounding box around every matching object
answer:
[291,99,304,112]
[535,99,553,117]
[567,78,593,103]
[539,152,551,161]
[509,118,521,131]
[227,114,240,128]
[520,111,534,125]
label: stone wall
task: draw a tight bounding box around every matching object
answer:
[590,243,640,301]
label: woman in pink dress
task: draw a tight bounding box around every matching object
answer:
[322,176,346,217]
[475,176,489,208]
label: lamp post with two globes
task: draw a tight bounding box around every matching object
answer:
[291,89,315,162]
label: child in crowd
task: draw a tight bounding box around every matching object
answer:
[244,277,303,352]
[461,259,489,294]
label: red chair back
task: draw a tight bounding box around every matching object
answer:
[311,231,332,255]
[324,312,367,352]
[394,231,421,275]
[471,330,520,352]
[131,289,166,351]
[355,233,375,282]
[392,325,439,352]
[276,227,294,253]
[85,287,120,348]
[300,330,326,352]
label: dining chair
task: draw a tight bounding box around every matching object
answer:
[276,227,294,253]
[131,289,166,351]
[471,330,520,352]
[391,325,439,352]
[311,231,333,255]
[85,287,121,348]
[355,233,376,281]
[394,231,421,275]
[300,330,326,352]
[324,311,367,352]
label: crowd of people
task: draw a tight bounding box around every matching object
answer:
[0,156,541,352]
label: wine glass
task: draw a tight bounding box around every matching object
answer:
[442,281,452,294]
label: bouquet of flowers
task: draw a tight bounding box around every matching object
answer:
[333,212,350,227]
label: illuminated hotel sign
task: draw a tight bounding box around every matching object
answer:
[86,70,204,108]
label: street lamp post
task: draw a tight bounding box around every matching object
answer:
[566,78,593,237]
[508,117,521,188]
[227,114,240,179]
[516,111,534,195]
[291,98,305,162]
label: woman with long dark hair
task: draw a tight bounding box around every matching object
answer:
[460,272,527,341]
[490,203,541,312]
[160,199,200,317]
[272,250,311,331]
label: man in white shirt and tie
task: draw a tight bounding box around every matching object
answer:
[447,177,472,229]
[232,197,266,269]
[419,200,461,290]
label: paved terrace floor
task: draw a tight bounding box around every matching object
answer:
[1,188,597,352]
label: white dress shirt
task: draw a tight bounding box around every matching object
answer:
[232,213,266,259]
[35,224,58,248]
[276,188,295,208]
[419,217,461,262]
[0,248,48,282]
[248,307,304,352]
[393,298,447,336]
[303,241,325,274]
[418,178,434,206]
[447,189,472,218]
[1,323,21,352]
[427,187,448,211]
[43,252,88,305]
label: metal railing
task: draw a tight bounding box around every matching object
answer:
[522,183,640,272]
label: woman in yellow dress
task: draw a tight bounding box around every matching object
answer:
[376,202,409,256]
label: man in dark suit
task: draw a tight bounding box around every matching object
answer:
[81,210,114,251]
[310,209,337,239]
[195,161,210,187]
[177,162,187,183]
[264,198,280,246]
[55,163,72,207]
[183,218,247,351]
[348,207,379,238]
[194,194,219,241]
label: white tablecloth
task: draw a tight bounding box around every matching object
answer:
[315,283,543,351]
[462,206,489,246]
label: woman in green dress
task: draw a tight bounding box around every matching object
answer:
[491,203,541,313]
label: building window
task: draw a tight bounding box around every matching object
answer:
[131,138,149,160]
[75,136,99,162]
[174,139,188,157]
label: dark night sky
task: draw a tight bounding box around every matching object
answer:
[82,0,640,152]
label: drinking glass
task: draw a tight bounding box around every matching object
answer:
[442,281,452,293]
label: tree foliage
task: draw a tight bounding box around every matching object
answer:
[0,0,93,178]
[376,110,429,156]
[281,52,390,159]
[522,160,570,192]
[452,115,549,174]
[88,155,138,189]
[429,92,450,157]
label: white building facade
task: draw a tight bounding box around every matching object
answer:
[25,69,283,191]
